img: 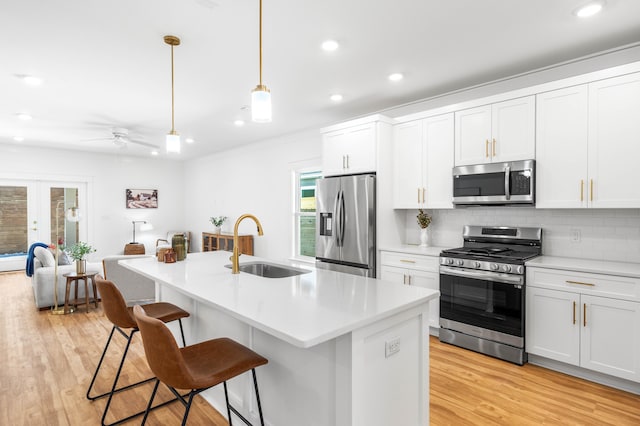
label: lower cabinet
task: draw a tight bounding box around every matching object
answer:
[380,251,440,329]
[527,268,640,383]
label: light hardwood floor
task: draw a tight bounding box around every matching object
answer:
[2,271,640,425]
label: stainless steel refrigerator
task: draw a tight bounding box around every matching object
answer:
[315,174,376,277]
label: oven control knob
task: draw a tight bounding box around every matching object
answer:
[474,261,481,269]
[456,259,464,266]
[490,263,499,271]
[502,264,512,273]
[445,258,454,265]
[516,265,524,274]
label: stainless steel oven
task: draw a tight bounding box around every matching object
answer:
[439,226,542,365]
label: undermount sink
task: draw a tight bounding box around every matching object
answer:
[224,261,311,278]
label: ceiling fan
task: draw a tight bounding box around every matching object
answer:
[84,127,159,149]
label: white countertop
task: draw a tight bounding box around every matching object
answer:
[120,251,438,348]
[526,256,640,278]
[379,244,450,257]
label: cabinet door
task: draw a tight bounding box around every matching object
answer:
[424,113,454,208]
[491,96,536,163]
[454,105,492,166]
[581,295,640,381]
[322,130,349,177]
[343,123,377,174]
[380,265,408,284]
[407,269,440,329]
[526,286,580,366]
[393,121,424,208]
[588,72,640,208]
[535,86,588,208]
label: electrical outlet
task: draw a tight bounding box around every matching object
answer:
[385,337,401,358]
[570,228,581,243]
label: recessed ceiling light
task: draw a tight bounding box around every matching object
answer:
[234,119,245,127]
[388,73,404,82]
[185,138,195,144]
[321,40,339,52]
[22,75,43,86]
[330,94,343,102]
[16,113,32,120]
[13,136,24,142]
[574,1,604,18]
[151,150,159,156]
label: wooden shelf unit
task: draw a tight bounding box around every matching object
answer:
[202,232,253,255]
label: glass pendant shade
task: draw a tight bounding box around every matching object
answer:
[251,85,272,123]
[166,132,181,153]
[66,207,81,222]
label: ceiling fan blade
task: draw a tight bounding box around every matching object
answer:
[128,139,160,149]
[81,137,113,142]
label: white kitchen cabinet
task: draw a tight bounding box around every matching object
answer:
[393,114,454,209]
[321,115,393,177]
[536,72,640,208]
[527,267,640,382]
[535,85,589,208]
[380,251,439,328]
[454,96,535,166]
[588,72,640,208]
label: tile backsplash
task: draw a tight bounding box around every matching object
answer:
[404,208,640,263]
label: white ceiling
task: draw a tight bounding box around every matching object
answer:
[2,0,640,160]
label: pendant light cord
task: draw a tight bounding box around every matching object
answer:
[171,43,175,132]
[259,0,263,86]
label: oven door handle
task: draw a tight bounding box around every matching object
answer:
[440,266,524,286]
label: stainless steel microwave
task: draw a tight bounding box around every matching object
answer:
[452,160,535,206]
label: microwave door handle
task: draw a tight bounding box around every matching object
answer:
[504,165,511,200]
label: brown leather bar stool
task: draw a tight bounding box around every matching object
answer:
[87,278,190,426]
[133,304,269,426]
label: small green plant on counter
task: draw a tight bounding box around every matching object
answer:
[210,216,227,227]
[417,209,432,229]
[65,241,96,261]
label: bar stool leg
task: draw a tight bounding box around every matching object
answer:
[252,369,265,426]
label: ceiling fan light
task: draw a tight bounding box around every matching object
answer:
[251,85,272,123]
[166,132,181,153]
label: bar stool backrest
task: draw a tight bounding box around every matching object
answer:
[96,278,137,329]
[133,305,194,390]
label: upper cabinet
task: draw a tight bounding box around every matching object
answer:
[588,72,640,208]
[454,96,535,166]
[393,114,454,209]
[321,115,393,177]
[536,85,589,208]
[536,72,640,208]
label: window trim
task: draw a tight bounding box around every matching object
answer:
[291,167,321,262]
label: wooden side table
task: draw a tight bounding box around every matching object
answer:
[63,272,99,314]
[124,243,145,255]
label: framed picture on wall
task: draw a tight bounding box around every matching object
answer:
[126,189,158,209]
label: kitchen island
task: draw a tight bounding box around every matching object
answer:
[120,251,438,426]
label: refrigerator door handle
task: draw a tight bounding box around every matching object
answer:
[339,190,346,247]
[334,189,342,247]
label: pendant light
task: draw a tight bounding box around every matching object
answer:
[251,0,272,123]
[164,35,181,153]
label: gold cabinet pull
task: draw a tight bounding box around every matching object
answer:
[417,188,421,204]
[573,301,576,325]
[566,280,595,287]
[400,259,416,264]
[580,180,584,202]
[486,139,489,157]
[590,179,593,202]
[492,138,496,157]
[403,274,408,285]
[583,303,587,327]
[422,188,426,204]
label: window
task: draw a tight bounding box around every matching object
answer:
[294,170,321,259]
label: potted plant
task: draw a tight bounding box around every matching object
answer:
[416,209,432,247]
[65,241,95,274]
[209,216,227,233]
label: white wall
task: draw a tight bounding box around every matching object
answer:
[402,208,640,263]
[0,144,185,259]
[184,129,321,262]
